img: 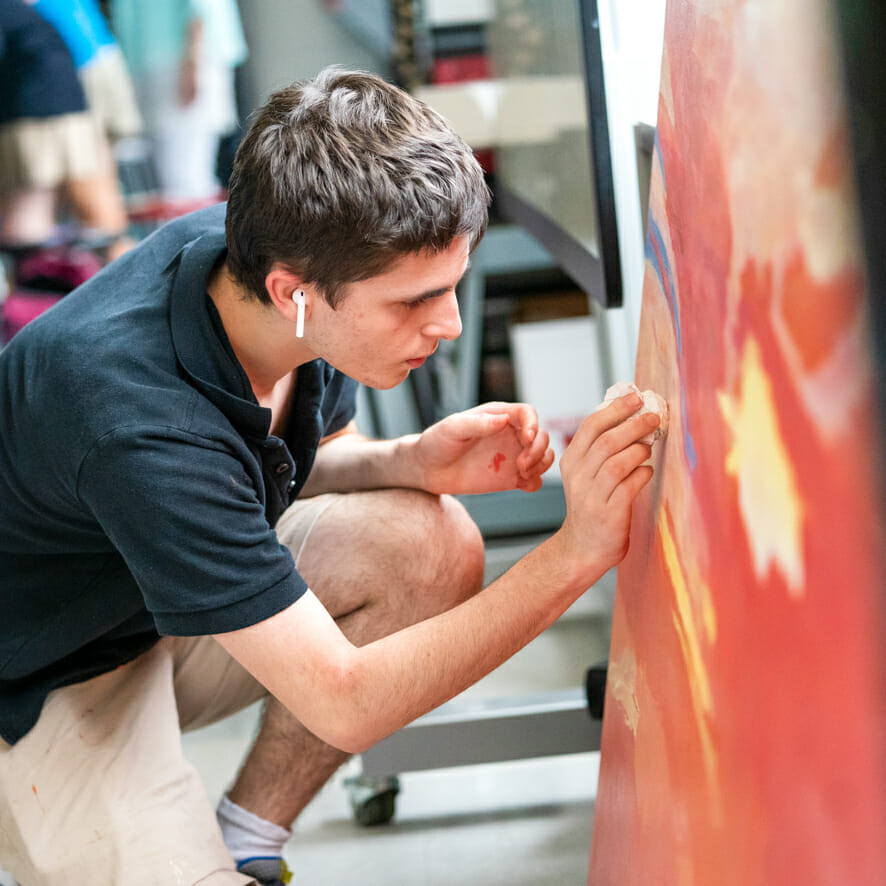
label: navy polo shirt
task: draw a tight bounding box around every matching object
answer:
[0,204,358,744]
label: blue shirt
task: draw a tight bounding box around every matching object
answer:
[0,204,358,744]
[31,0,116,69]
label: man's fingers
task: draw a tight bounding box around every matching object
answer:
[563,406,657,481]
[469,402,539,444]
[570,393,642,454]
[450,411,511,439]
[517,428,551,475]
[517,475,544,492]
[608,462,655,507]
[594,441,654,501]
[518,443,555,483]
[513,404,539,445]
[586,412,659,478]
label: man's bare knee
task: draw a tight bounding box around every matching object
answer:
[430,493,485,606]
[356,488,484,611]
[389,489,484,592]
[287,488,484,630]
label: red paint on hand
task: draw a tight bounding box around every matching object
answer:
[489,452,506,472]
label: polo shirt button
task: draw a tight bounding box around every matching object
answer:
[275,462,291,475]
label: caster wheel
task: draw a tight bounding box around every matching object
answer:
[344,774,400,826]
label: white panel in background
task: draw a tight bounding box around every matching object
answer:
[425,0,493,26]
[510,316,605,481]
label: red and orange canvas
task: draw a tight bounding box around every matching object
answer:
[588,1,886,883]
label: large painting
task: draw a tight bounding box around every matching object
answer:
[588,1,886,883]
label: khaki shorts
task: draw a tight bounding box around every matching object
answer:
[0,114,105,196]
[80,50,144,141]
[0,494,339,886]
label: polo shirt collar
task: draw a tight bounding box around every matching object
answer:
[168,230,272,441]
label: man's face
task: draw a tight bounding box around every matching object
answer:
[306,237,470,389]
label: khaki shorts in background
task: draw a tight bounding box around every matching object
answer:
[0,113,105,197]
[0,493,338,886]
[79,49,144,142]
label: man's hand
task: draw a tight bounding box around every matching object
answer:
[414,402,554,495]
[554,392,660,576]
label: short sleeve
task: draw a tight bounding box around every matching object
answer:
[78,425,307,636]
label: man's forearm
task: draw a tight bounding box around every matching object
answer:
[218,530,598,754]
[336,532,593,750]
[299,430,424,496]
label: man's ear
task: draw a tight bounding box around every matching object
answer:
[264,264,309,323]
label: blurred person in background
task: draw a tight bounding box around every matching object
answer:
[27,0,142,257]
[0,0,133,259]
[111,0,248,209]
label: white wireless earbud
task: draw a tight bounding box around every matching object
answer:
[292,290,305,338]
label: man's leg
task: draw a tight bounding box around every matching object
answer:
[0,187,57,245]
[224,488,486,830]
[0,640,255,886]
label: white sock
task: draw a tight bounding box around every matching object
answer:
[216,794,292,863]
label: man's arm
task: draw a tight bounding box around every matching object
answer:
[216,393,658,753]
[178,15,203,105]
[297,422,420,497]
[299,401,554,498]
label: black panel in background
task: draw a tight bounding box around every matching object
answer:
[492,0,623,309]
[429,24,487,56]
[834,0,886,470]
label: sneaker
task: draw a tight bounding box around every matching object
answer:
[236,856,293,885]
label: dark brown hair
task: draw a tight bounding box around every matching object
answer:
[225,66,490,306]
